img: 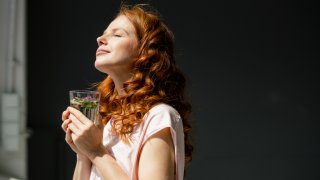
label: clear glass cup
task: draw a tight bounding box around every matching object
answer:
[69,90,100,122]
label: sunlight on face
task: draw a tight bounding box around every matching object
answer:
[95,15,139,76]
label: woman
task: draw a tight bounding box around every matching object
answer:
[61,4,192,180]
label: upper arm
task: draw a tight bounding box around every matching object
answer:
[138,127,175,180]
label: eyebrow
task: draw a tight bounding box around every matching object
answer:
[103,28,129,35]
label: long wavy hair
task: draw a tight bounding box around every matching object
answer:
[97,4,193,166]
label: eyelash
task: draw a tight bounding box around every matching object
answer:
[113,34,122,37]
[104,33,122,39]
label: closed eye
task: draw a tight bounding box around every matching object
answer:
[113,34,122,37]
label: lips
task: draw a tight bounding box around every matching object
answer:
[96,48,110,56]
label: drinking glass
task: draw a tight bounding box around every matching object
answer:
[69,90,100,122]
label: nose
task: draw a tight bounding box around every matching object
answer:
[97,35,107,46]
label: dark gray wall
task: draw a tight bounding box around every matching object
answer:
[27,0,319,179]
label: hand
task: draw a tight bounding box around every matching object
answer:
[61,109,86,157]
[67,107,105,159]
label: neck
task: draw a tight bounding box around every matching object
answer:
[109,71,132,96]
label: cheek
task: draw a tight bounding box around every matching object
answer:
[117,40,138,57]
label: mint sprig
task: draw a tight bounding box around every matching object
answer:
[71,96,98,109]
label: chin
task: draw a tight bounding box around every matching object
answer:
[94,61,107,73]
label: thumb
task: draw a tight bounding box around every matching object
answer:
[94,114,104,130]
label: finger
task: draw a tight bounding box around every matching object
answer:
[68,106,88,124]
[65,128,73,144]
[69,114,85,129]
[69,127,79,144]
[61,119,71,132]
[62,109,70,121]
[68,123,81,136]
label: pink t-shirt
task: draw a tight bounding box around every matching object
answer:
[89,103,185,180]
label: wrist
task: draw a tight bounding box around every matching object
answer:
[88,145,108,161]
[77,154,90,162]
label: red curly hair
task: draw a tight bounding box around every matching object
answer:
[97,4,193,166]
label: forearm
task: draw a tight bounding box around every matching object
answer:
[73,155,92,180]
[89,148,129,180]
